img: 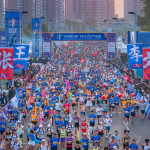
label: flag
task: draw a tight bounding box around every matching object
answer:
[93,51,98,57]
[66,80,70,91]
[143,48,150,80]
[72,51,75,56]
[0,48,14,79]
[80,59,84,63]
[127,44,143,69]
[13,44,29,69]
[74,68,77,76]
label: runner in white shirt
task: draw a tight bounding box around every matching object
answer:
[104,114,112,139]
[143,139,150,150]
[96,104,103,122]
[40,139,47,150]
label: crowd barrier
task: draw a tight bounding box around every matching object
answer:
[0,90,21,121]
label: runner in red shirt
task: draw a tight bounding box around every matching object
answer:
[81,119,87,136]
[63,100,70,113]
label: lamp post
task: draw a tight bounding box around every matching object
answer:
[128,12,137,44]
[104,20,108,32]
[112,17,118,56]
[22,11,28,43]
[48,19,52,32]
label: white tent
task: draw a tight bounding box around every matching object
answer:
[117,36,127,53]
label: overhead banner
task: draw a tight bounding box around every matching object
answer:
[0,48,13,79]
[50,33,107,41]
[42,33,51,57]
[13,44,29,69]
[107,33,116,59]
[143,48,150,80]
[32,18,42,57]
[0,30,5,47]
[5,11,22,47]
[127,44,143,69]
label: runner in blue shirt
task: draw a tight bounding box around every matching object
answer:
[88,111,97,134]
[49,99,55,109]
[130,103,136,124]
[123,104,131,126]
[110,96,115,116]
[56,117,64,138]
[54,111,61,125]
[50,133,60,150]
[44,103,50,124]
[81,133,89,150]
[129,139,138,150]
[0,118,6,134]
[114,94,120,113]
[28,130,36,149]
[12,108,19,121]
[91,130,101,147]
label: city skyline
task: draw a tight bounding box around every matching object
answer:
[0,0,145,30]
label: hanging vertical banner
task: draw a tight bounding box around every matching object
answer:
[127,44,143,69]
[32,18,42,57]
[143,48,150,80]
[0,30,5,47]
[5,11,22,47]
[19,12,22,44]
[0,48,14,79]
[13,44,29,69]
[42,33,51,57]
[107,33,116,59]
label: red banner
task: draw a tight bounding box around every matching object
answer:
[0,48,14,79]
[143,48,150,80]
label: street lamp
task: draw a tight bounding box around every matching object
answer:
[48,19,52,32]
[128,12,137,44]
[112,17,118,55]
[22,11,28,43]
[104,20,108,32]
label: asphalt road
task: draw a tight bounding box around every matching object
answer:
[21,103,150,150]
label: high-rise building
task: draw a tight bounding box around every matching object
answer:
[0,0,5,29]
[65,0,83,22]
[5,0,17,10]
[115,0,144,20]
[82,0,115,29]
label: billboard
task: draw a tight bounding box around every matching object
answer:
[42,33,51,57]
[32,18,42,57]
[107,33,116,59]
[13,44,29,69]
[5,11,22,47]
[143,48,150,80]
[0,30,5,47]
[0,48,14,79]
[127,44,143,69]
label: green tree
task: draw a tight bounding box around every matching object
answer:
[137,0,150,31]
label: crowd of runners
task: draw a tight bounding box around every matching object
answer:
[0,41,149,150]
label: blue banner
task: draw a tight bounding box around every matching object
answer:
[32,18,42,57]
[13,44,29,69]
[0,30,5,47]
[127,44,143,69]
[137,31,150,48]
[50,33,107,41]
[42,33,51,57]
[5,11,22,47]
